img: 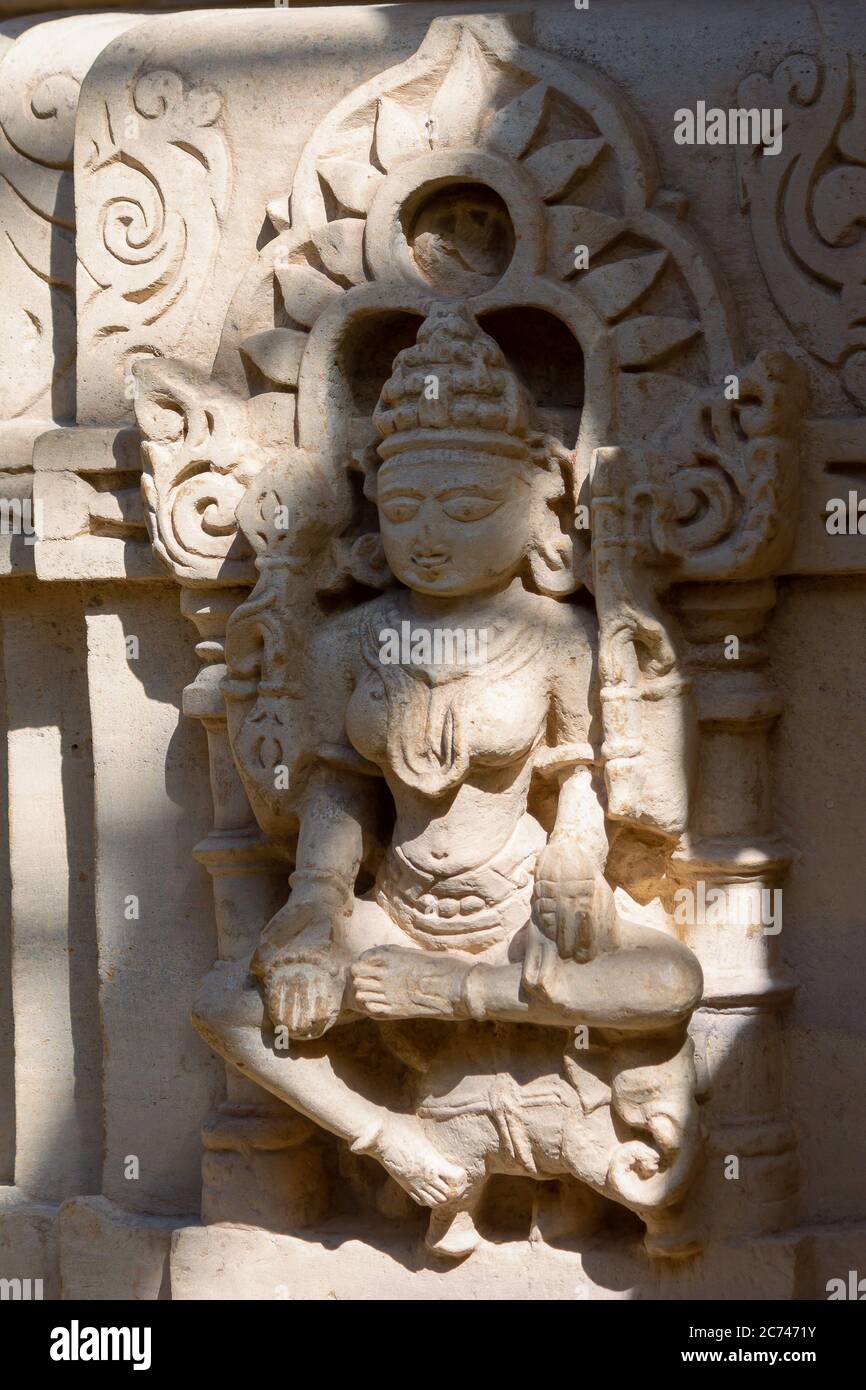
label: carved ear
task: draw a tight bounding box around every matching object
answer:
[318,532,395,595]
[133,359,264,585]
[526,436,582,597]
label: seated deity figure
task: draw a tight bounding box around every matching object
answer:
[195,304,704,1260]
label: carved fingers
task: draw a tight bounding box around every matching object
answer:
[533,840,605,963]
[521,926,560,999]
[263,962,344,1040]
[535,839,622,963]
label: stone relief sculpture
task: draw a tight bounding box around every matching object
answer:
[0,13,142,423]
[132,15,804,1269]
[77,68,230,422]
[199,301,706,1262]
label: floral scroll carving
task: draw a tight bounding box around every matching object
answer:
[78,69,230,420]
[218,14,737,469]
[134,360,263,587]
[738,53,866,407]
[0,15,142,421]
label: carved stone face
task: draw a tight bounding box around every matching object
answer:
[376,453,534,596]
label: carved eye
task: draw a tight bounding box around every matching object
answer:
[380,496,421,524]
[441,495,501,522]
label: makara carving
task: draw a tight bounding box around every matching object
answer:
[134,16,803,1262]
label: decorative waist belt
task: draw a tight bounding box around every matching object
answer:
[376,814,546,954]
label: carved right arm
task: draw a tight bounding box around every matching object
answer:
[293,764,373,905]
[252,762,379,971]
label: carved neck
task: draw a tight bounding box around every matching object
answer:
[404,575,533,624]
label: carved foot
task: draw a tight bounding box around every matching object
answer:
[351,945,470,1019]
[352,1114,469,1209]
[425,1205,481,1261]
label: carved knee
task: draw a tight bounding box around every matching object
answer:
[192,958,263,1043]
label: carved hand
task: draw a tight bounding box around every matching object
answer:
[262,962,345,1040]
[532,839,619,963]
[251,898,346,1040]
[351,946,471,1020]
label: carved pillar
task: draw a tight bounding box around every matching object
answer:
[673,579,797,1238]
[178,589,330,1227]
[132,365,329,1229]
[179,584,317,1223]
[180,588,283,977]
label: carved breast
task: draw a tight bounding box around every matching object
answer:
[345,619,552,800]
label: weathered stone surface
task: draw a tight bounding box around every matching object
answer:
[85,588,223,1217]
[2,582,102,1202]
[170,1221,804,1302]
[0,1188,59,1300]
[58,1197,181,1301]
[0,0,864,1303]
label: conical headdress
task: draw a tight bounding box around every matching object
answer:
[373,303,532,463]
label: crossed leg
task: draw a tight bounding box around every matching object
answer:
[192,896,470,1211]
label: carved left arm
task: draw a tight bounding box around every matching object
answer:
[532,610,611,948]
[460,926,702,1032]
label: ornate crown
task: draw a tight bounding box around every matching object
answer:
[373,303,532,463]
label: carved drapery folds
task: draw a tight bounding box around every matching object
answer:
[134,14,803,1263]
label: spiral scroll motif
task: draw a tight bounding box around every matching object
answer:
[134,360,262,587]
[737,51,866,407]
[77,68,230,419]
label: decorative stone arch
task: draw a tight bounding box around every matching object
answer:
[215,13,739,492]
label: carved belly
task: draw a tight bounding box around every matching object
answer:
[376,811,547,952]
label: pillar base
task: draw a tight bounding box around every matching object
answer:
[58,1196,192,1301]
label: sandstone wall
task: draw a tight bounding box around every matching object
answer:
[0,0,864,1301]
